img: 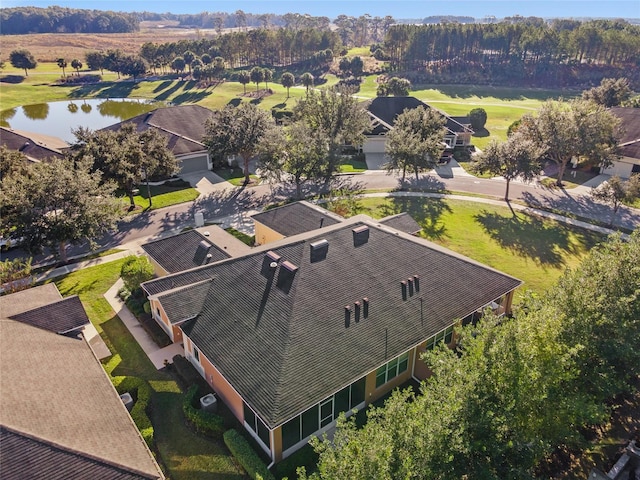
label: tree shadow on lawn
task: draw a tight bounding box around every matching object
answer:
[192,187,267,219]
[153,80,175,93]
[472,128,490,138]
[474,209,582,266]
[397,175,448,193]
[153,81,183,101]
[172,90,212,104]
[69,81,139,99]
[383,195,452,240]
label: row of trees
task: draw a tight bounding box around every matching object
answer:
[0,6,139,34]
[299,230,640,479]
[0,125,178,262]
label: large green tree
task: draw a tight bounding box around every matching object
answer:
[293,86,370,182]
[71,123,178,208]
[582,77,632,107]
[280,71,295,98]
[250,66,264,93]
[472,133,542,201]
[519,99,621,186]
[384,105,446,183]
[9,49,37,76]
[203,102,276,183]
[590,174,640,226]
[0,157,120,263]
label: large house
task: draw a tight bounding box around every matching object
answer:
[602,107,640,178]
[0,284,164,480]
[103,104,214,174]
[362,96,474,168]
[142,211,521,463]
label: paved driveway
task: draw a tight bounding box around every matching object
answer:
[179,170,231,196]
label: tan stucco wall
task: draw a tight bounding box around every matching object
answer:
[254,221,285,246]
[183,334,245,422]
[147,256,169,278]
[601,155,639,178]
[365,349,415,404]
[272,427,283,462]
[150,299,174,341]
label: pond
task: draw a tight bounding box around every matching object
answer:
[0,98,165,144]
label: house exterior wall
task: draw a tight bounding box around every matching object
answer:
[254,221,285,246]
[183,334,245,422]
[601,155,639,178]
[150,299,175,342]
[365,349,415,404]
[146,256,169,278]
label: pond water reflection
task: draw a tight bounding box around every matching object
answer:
[0,98,164,144]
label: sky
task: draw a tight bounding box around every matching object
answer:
[2,0,639,19]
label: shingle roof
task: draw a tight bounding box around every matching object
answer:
[378,212,422,235]
[178,217,522,427]
[102,104,213,156]
[610,107,640,161]
[0,427,152,480]
[363,97,474,136]
[0,127,66,162]
[5,295,89,333]
[0,283,62,317]
[142,266,217,297]
[251,201,343,237]
[153,280,213,323]
[142,229,230,274]
[0,287,163,480]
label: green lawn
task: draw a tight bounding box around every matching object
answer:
[51,260,246,480]
[213,167,259,187]
[347,197,606,297]
[126,183,199,210]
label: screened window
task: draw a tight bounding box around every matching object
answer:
[375,352,410,388]
[425,325,454,351]
[320,398,333,428]
[243,403,270,450]
[282,416,301,451]
[301,405,319,438]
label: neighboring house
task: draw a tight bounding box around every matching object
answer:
[0,284,164,480]
[142,229,231,277]
[142,214,521,464]
[251,201,344,246]
[361,96,474,167]
[378,212,422,235]
[102,104,214,174]
[602,107,640,178]
[0,127,66,162]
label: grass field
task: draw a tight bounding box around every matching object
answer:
[127,184,200,211]
[348,197,606,296]
[52,260,246,480]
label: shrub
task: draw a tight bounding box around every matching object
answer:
[182,385,225,436]
[59,74,102,84]
[112,376,154,448]
[469,108,488,130]
[120,255,154,291]
[223,429,275,480]
[172,354,208,388]
[118,285,131,301]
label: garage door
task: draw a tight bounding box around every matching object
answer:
[179,154,210,174]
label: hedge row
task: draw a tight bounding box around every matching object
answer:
[112,376,154,448]
[223,429,275,480]
[182,385,225,436]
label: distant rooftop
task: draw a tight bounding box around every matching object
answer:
[251,201,343,237]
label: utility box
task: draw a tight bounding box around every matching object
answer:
[120,392,134,412]
[194,211,204,227]
[200,393,218,413]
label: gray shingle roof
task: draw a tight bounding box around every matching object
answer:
[363,97,474,136]
[378,212,422,235]
[154,280,213,323]
[610,107,640,161]
[0,127,66,162]
[142,266,217,297]
[251,201,342,237]
[179,217,522,427]
[0,427,154,480]
[142,229,230,274]
[5,295,89,333]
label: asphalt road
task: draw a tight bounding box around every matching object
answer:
[4,168,640,266]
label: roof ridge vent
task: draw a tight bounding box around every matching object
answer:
[310,239,329,263]
[352,225,370,247]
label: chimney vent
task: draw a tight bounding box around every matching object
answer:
[407,278,414,296]
[401,281,408,301]
[362,298,369,318]
[261,250,282,278]
[354,301,361,322]
[352,225,370,247]
[276,261,298,293]
[413,275,420,292]
[310,239,329,263]
[344,305,352,328]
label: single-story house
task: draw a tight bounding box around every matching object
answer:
[142,228,231,277]
[378,212,422,235]
[361,97,474,167]
[602,107,640,178]
[251,201,344,246]
[0,284,164,480]
[102,104,214,174]
[141,214,521,463]
[0,127,67,163]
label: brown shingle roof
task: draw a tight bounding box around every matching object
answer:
[5,295,89,333]
[178,216,522,427]
[378,212,422,235]
[0,127,65,162]
[251,201,343,237]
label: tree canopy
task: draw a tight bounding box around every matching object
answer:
[590,174,640,225]
[0,157,120,263]
[281,72,295,98]
[518,99,621,186]
[9,49,37,76]
[582,77,633,107]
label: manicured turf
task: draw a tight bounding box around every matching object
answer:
[349,197,606,297]
[52,260,245,480]
[128,184,200,210]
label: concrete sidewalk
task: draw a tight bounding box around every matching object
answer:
[104,278,184,370]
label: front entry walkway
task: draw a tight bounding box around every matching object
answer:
[104,278,184,369]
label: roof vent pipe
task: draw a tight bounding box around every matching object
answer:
[354,301,361,323]
[413,275,420,292]
[407,278,414,297]
[401,281,408,301]
[362,298,369,318]
[344,305,352,328]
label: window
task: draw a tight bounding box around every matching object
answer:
[301,405,319,438]
[320,398,333,428]
[375,352,410,388]
[425,326,454,351]
[193,345,200,362]
[282,416,301,451]
[244,403,271,450]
